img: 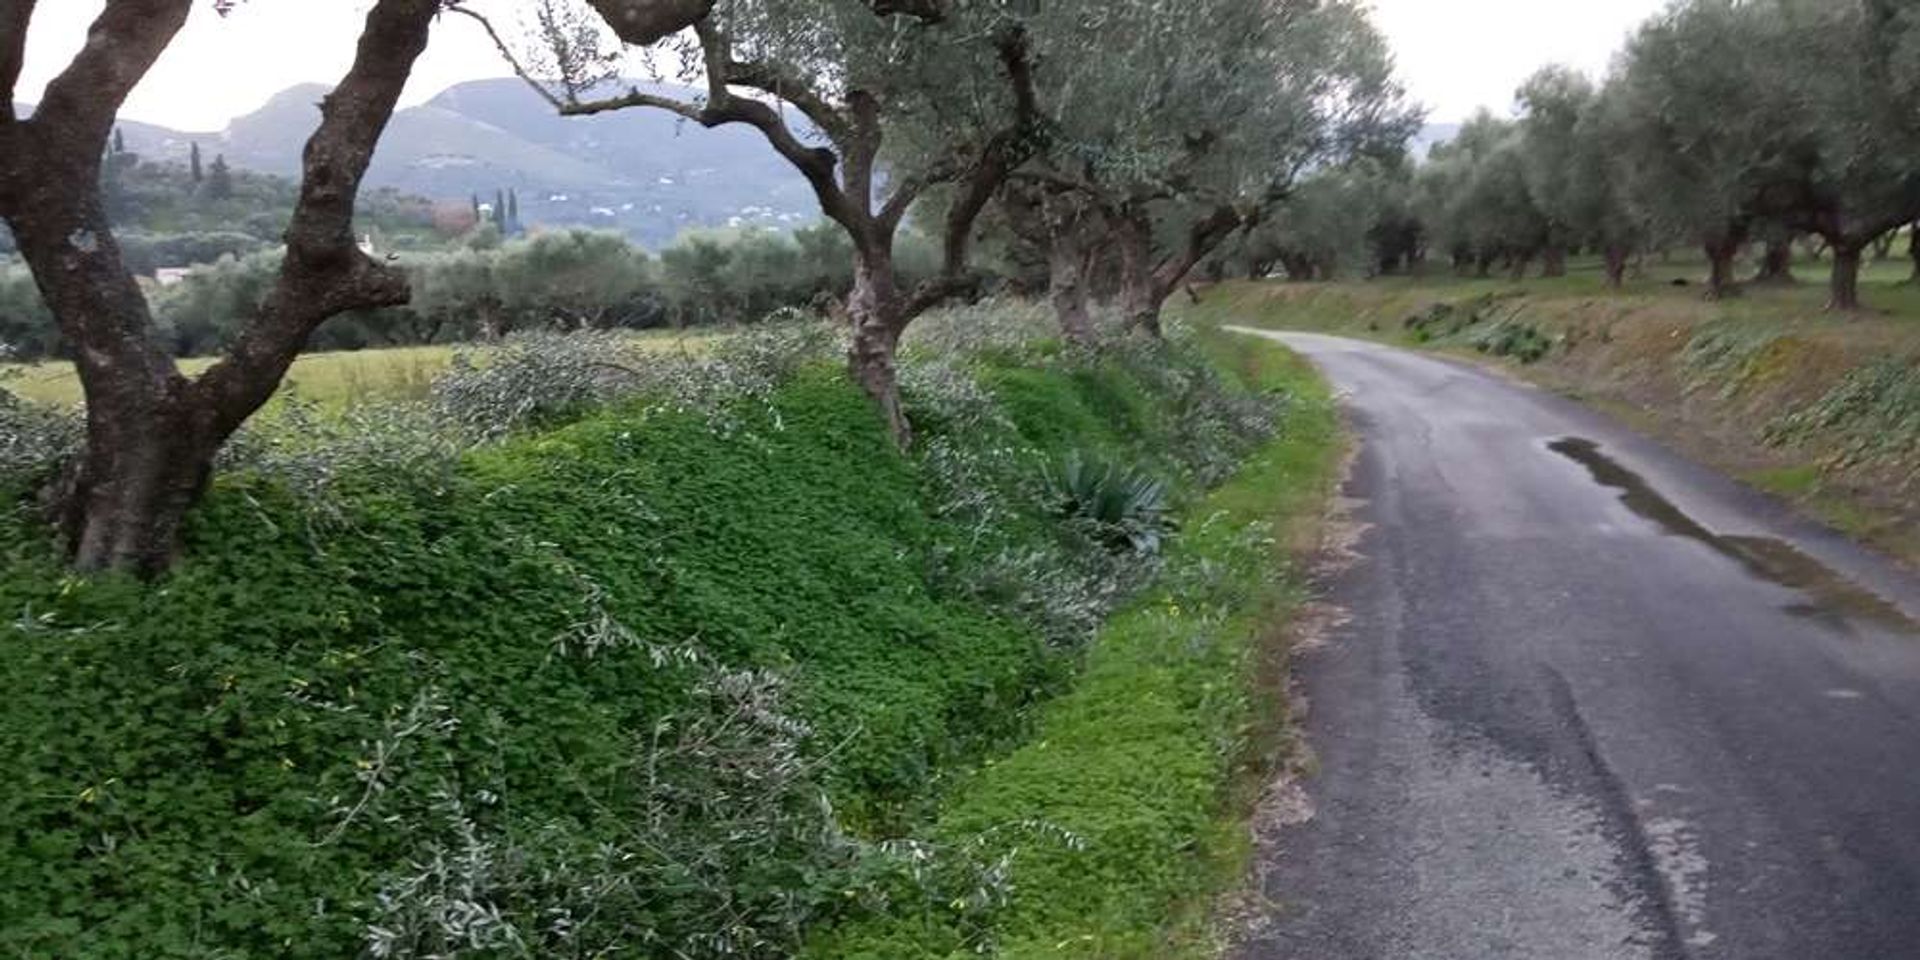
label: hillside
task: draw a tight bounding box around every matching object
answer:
[101,79,816,248]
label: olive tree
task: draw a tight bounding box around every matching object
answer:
[0,0,444,573]
[1015,0,1416,337]
[1236,162,1392,282]
[1612,0,1791,299]
[489,0,1040,445]
[1418,113,1543,278]
[1514,66,1594,277]
[1745,0,1920,310]
[1569,85,1650,287]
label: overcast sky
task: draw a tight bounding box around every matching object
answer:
[14,0,1672,132]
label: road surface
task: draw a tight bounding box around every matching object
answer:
[1229,330,1920,960]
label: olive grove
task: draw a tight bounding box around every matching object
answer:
[1401,0,1920,308]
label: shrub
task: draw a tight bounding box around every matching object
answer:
[1470,319,1554,363]
[1046,451,1174,554]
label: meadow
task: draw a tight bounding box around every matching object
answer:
[0,329,721,408]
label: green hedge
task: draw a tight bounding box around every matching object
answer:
[810,335,1340,958]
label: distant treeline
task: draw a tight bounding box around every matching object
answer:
[1203,0,1920,311]
[1,224,939,361]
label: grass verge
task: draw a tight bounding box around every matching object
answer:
[810,331,1341,958]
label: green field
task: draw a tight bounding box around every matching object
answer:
[0,330,721,408]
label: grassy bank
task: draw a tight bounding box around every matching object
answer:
[811,329,1340,958]
[1189,267,1920,565]
[0,309,1330,958]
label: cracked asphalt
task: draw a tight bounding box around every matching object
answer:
[1230,330,1920,960]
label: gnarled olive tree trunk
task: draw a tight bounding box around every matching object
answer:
[1827,242,1865,312]
[1110,203,1243,338]
[1541,244,1568,278]
[1112,213,1164,337]
[1603,245,1631,288]
[1703,236,1743,300]
[1752,239,1795,285]
[0,0,437,574]
[845,241,912,445]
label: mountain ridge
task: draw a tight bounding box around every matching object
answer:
[87,78,815,248]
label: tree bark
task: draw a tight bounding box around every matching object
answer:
[1704,238,1741,300]
[1542,245,1567,278]
[1909,223,1919,284]
[1114,214,1163,336]
[0,0,436,574]
[1036,191,1097,343]
[1828,242,1864,312]
[846,242,912,446]
[1752,240,1795,285]
[1603,245,1630,289]
[1047,233,1095,344]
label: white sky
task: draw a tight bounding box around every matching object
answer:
[13,0,1672,131]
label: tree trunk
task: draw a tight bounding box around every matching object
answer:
[52,397,220,573]
[1039,193,1097,344]
[1909,223,1919,284]
[1828,242,1864,312]
[1114,214,1163,337]
[846,243,911,446]
[1704,239,1741,300]
[1542,245,1567,278]
[1603,246,1629,288]
[1752,240,1795,285]
[1508,255,1532,281]
[1048,238,1094,344]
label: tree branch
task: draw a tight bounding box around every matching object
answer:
[875,161,958,235]
[721,57,851,145]
[1151,203,1243,299]
[0,0,34,121]
[446,5,565,111]
[561,86,704,121]
[193,0,440,432]
[932,24,1041,277]
[585,0,713,46]
[29,0,192,153]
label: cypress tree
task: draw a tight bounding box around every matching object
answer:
[494,188,507,230]
[190,142,203,184]
[507,188,519,232]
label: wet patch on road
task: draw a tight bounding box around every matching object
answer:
[1548,437,1916,635]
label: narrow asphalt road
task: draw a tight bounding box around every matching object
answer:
[1230,330,1920,960]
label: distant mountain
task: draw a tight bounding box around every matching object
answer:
[105,79,817,248]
